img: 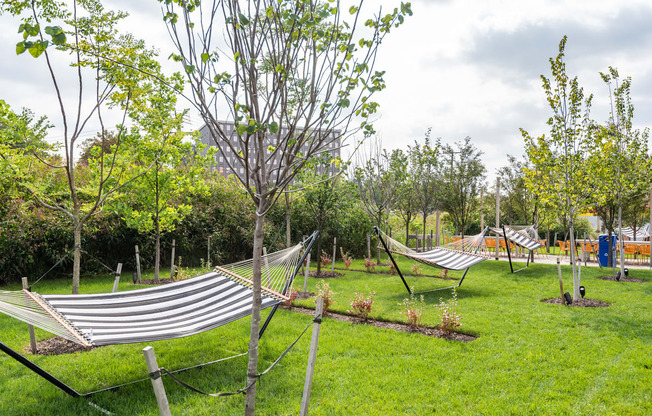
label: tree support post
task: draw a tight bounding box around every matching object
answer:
[263,247,270,287]
[300,298,324,416]
[135,245,142,284]
[331,237,336,272]
[170,239,176,280]
[557,258,565,304]
[495,177,501,260]
[143,346,172,416]
[207,236,211,265]
[112,263,123,293]
[21,278,37,354]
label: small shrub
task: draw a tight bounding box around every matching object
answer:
[174,257,193,281]
[400,292,424,328]
[315,280,335,313]
[388,264,396,275]
[348,291,375,320]
[320,250,331,267]
[439,269,449,279]
[283,286,299,307]
[410,264,422,276]
[340,247,353,270]
[363,257,376,272]
[435,288,462,334]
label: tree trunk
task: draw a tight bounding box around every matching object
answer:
[72,220,82,294]
[618,203,625,278]
[404,215,410,246]
[244,208,266,416]
[285,193,292,248]
[316,223,323,274]
[422,212,427,252]
[155,221,161,283]
[569,219,580,300]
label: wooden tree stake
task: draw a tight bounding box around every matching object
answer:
[142,346,172,416]
[557,258,565,304]
[170,239,176,280]
[300,298,324,416]
[22,277,37,354]
[331,237,336,272]
[135,245,142,284]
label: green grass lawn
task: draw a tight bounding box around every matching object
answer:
[1,257,651,415]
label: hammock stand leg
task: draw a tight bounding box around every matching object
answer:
[0,341,80,398]
[259,231,320,338]
[502,226,532,274]
[374,227,411,295]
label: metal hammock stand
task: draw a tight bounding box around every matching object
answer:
[0,231,319,399]
[374,226,490,295]
[490,225,543,274]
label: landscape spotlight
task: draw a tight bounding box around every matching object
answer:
[624,267,629,277]
[563,292,573,305]
[579,286,585,298]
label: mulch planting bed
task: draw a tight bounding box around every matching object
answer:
[286,305,476,342]
[541,298,610,307]
[293,291,316,300]
[597,275,647,283]
[29,337,95,356]
[139,278,176,285]
[308,271,344,278]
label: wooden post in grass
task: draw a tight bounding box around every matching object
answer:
[112,263,123,293]
[300,298,324,416]
[557,258,565,304]
[142,346,172,416]
[263,247,270,287]
[649,186,652,269]
[170,239,176,280]
[21,277,37,354]
[207,236,211,265]
[303,253,311,293]
[366,234,371,259]
[435,210,441,247]
[331,237,336,272]
[495,177,500,260]
[430,230,433,250]
[135,245,142,284]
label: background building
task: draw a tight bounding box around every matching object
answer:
[199,122,341,178]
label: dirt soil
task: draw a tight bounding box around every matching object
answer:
[597,275,647,283]
[541,298,610,307]
[285,305,476,342]
[28,337,96,356]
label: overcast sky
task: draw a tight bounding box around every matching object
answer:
[2,0,652,181]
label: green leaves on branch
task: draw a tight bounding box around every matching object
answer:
[15,24,66,58]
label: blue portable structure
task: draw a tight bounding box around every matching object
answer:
[598,234,618,267]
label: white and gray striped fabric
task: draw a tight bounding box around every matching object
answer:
[491,227,543,251]
[399,248,486,271]
[40,270,281,346]
[617,226,650,240]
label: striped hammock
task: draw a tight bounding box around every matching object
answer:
[490,225,543,251]
[376,229,490,270]
[0,239,311,347]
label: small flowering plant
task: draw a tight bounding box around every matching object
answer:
[400,292,424,328]
[320,250,331,267]
[363,257,376,272]
[348,291,375,320]
[439,269,449,279]
[388,264,396,275]
[315,280,335,314]
[436,288,462,334]
[410,264,422,276]
[283,286,299,307]
[339,247,353,270]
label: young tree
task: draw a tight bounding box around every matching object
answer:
[522,36,596,300]
[408,130,440,246]
[395,173,419,245]
[440,137,485,238]
[592,68,651,275]
[2,0,169,293]
[157,1,412,412]
[298,153,345,275]
[354,141,406,261]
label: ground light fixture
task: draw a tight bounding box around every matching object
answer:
[616,271,621,281]
[563,292,573,305]
[624,267,629,277]
[579,286,585,298]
